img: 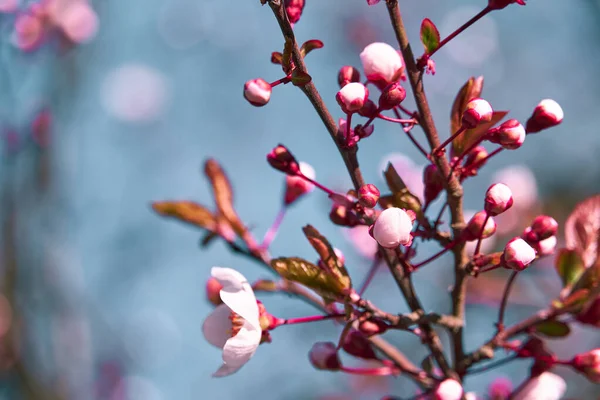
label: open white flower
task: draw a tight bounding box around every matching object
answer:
[513,372,566,400]
[202,267,261,377]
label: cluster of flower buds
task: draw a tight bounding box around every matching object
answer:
[284,0,305,25]
[521,215,558,256]
[525,99,564,134]
[371,207,414,248]
[243,78,272,107]
[487,119,526,150]
[462,98,493,129]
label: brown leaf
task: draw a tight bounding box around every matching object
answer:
[204,159,247,237]
[152,201,216,230]
[271,51,283,65]
[383,163,422,214]
[300,39,324,57]
[302,225,351,287]
[450,76,484,135]
[565,194,600,268]
[282,38,294,75]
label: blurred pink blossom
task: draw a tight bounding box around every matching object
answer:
[343,225,378,259]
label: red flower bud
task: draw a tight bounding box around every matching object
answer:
[573,349,600,383]
[267,144,300,175]
[336,82,369,114]
[243,78,272,107]
[378,82,406,110]
[577,296,600,327]
[358,99,379,119]
[309,342,341,371]
[527,215,558,242]
[488,0,526,10]
[487,119,526,150]
[423,164,444,205]
[358,318,388,337]
[462,145,488,176]
[284,162,315,205]
[284,0,305,25]
[525,99,563,134]
[358,184,380,208]
[464,211,497,241]
[462,98,493,129]
[341,330,378,360]
[338,66,361,88]
[502,237,536,270]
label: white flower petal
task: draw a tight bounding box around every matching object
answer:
[211,267,259,329]
[212,319,261,377]
[202,304,231,349]
[512,372,566,400]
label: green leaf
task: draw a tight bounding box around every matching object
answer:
[271,257,349,299]
[302,225,352,288]
[204,159,248,237]
[555,249,586,288]
[291,69,312,86]
[533,320,571,338]
[454,111,508,156]
[300,39,324,57]
[383,163,422,215]
[450,77,484,153]
[152,201,216,231]
[420,19,440,54]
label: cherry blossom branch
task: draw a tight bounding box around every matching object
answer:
[385,0,468,372]
[266,0,365,190]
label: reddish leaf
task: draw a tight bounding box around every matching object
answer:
[152,201,216,231]
[282,38,294,75]
[300,39,324,57]
[291,69,312,86]
[271,51,283,65]
[565,194,600,268]
[450,77,484,146]
[420,18,440,54]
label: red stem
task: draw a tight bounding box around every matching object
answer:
[299,173,336,197]
[279,313,344,326]
[413,239,460,270]
[270,77,291,87]
[392,108,428,159]
[340,365,397,376]
[426,7,492,60]
[473,213,490,256]
[377,114,416,124]
[465,146,503,174]
[496,271,519,332]
[358,256,382,296]
[261,206,287,248]
[432,125,466,156]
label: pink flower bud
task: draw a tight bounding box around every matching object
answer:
[336,82,369,114]
[577,296,600,327]
[366,0,381,5]
[284,162,315,205]
[358,184,380,208]
[434,379,463,400]
[488,377,512,400]
[206,277,223,306]
[355,124,374,139]
[372,207,413,248]
[423,164,444,205]
[358,99,378,119]
[14,12,44,51]
[309,342,341,371]
[360,42,403,89]
[525,99,563,133]
[358,318,388,337]
[573,349,600,383]
[243,78,272,107]
[488,0,526,10]
[378,82,406,110]
[342,330,378,360]
[462,145,488,176]
[484,183,514,216]
[338,66,361,88]
[502,237,536,270]
[487,119,526,150]
[464,211,497,241]
[534,235,557,256]
[267,144,299,175]
[284,0,305,25]
[528,215,558,241]
[462,98,493,129]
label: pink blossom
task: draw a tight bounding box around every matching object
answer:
[526,99,563,133]
[243,78,272,107]
[360,42,403,89]
[336,82,369,114]
[488,119,526,150]
[512,372,565,400]
[284,161,315,205]
[433,379,463,400]
[462,98,493,128]
[372,207,413,248]
[484,183,514,216]
[573,348,600,383]
[502,237,536,270]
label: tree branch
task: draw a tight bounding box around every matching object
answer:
[267,0,365,190]
[384,0,468,372]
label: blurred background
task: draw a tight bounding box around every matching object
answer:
[0,0,599,399]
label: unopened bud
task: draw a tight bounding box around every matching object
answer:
[573,349,600,383]
[309,342,341,371]
[243,78,272,107]
[338,66,361,88]
[360,42,404,89]
[525,99,563,133]
[284,162,315,205]
[358,184,380,208]
[355,124,374,139]
[462,98,493,129]
[267,144,299,175]
[371,207,413,248]
[358,99,379,119]
[502,237,536,270]
[358,318,388,337]
[285,0,305,24]
[488,0,526,10]
[464,211,497,241]
[336,82,369,114]
[342,330,378,360]
[488,119,526,150]
[206,277,223,306]
[534,236,557,256]
[462,145,488,176]
[434,379,464,400]
[484,183,514,216]
[577,296,600,327]
[330,202,359,227]
[487,377,512,400]
[528,215,558,241]
[423,164,444,205]
[378,82,406,110]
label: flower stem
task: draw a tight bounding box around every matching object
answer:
[423,7,492,60]
[464,147,503,177]
[278,313,344,326]
[466,354,518,376]
[413,239,460,270]
[299,173,336,197]
[473,212,490,256]
[392,108,428,159]
[377,114,417,124]
[496,271,519,332]
[340,365,397,376]
[261,206,287,248]
[431,125,466,157]
[269,77,290,87]
[358,256,383,296]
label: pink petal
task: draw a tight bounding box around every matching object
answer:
[202,304,231,349]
